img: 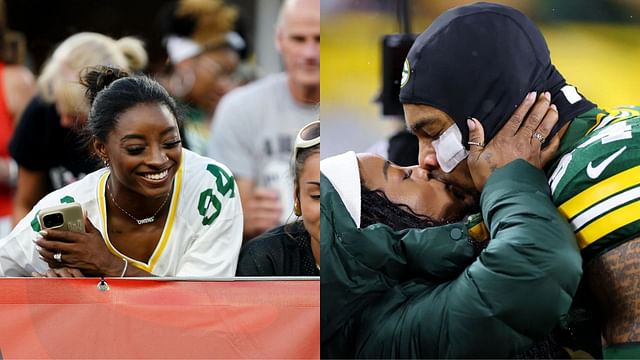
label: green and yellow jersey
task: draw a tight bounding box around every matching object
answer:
[548,105,640,262]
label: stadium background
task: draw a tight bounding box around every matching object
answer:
[321,0,640,159]
[4,0,284,78]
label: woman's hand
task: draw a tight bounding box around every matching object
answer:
[32,267,85,278]
[466,91,561,191]
[35,216,122,277]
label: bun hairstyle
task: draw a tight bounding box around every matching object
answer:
[80,65,180,144]
[360,186,443,231]
[81,66,129,107]
[115,37,148,73]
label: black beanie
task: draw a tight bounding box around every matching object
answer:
[399,2,596,147]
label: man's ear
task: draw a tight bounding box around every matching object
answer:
[274,28,284,54]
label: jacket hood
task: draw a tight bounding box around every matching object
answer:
[320,151,361,227]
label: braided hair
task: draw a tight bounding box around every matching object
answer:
[360,185,446,231]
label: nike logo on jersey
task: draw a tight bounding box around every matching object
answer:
[586,146,627,179]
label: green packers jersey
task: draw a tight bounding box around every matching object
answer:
[548,105,640,261]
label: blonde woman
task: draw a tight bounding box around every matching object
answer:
[9,32,147,223]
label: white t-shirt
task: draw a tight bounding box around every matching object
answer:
[207,73,319,223]
[0,149,243,277]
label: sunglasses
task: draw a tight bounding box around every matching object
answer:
[292,120,320,162]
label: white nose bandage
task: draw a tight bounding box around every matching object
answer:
[432,124,469,173]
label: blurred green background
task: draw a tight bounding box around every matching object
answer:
[321,0,640,159]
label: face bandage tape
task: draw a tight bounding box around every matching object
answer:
[432,123,469,173]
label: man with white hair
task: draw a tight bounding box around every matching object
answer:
[208,0,320,241]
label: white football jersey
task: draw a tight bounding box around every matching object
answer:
[0,149,243,277]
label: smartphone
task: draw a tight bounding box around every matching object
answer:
[38,203,86,233]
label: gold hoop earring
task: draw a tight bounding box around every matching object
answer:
[293,201,301,216]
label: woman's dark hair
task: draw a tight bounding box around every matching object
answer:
[360,185,447,231]
[293,143,319,194]
[285,143,319,241]
[80,65,181,144]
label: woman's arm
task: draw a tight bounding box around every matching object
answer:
[355,161,582,358]
[12,166,48,225]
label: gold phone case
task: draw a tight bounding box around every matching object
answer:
[37,203,85,233]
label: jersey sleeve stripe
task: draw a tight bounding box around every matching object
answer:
[575,200,640,250]
[559,164,640,219]
[570,185,640,231]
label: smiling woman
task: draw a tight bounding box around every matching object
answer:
[0,65,243,278]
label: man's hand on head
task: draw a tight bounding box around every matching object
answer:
[466,91,560,191]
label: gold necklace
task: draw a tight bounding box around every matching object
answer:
[106,181,171,225]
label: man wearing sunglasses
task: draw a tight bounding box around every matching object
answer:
[208,0,320,241]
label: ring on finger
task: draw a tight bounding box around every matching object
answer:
[468,141,485,148]
[53,252,62,263]
[533,132,546,144]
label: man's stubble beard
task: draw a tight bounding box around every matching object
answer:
[430,169,482,223]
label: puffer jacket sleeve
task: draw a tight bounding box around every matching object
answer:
[354,160,583,358]
[320,174,479,358]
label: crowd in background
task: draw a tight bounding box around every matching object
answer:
[321,0,640,159]
[0,0,320,277]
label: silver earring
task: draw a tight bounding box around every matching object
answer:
[103,159,110,167]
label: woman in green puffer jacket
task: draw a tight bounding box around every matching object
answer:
[320,151,582,358]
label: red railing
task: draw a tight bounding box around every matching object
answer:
[0,278,319,359]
